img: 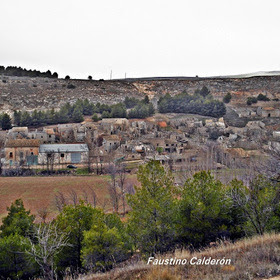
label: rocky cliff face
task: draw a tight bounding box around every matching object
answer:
[1,75,280,113]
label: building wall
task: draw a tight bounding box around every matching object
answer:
[38,151,88,165]
[5,147,39,165]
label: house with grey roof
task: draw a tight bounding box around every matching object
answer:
[38,143,89,166]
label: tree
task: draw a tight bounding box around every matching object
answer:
[199,86,210,98]
[52,72,58,78]
[13,110,22,126]
[257,93,270,101]
[0,199,35,238]
[92,113,99,122]
[72,105,84,123]
[229,176,280,235]
[1,113,12,130]
[65,75,70,80]
[127,161,177,256]
[26,223,70,280]
[0,234,38,279]
[82,222,127,272]
[247,97,258,105]
[56,203,103,271]
[178,171,232,247]
[223,92,232,103]
[88,75,92,80]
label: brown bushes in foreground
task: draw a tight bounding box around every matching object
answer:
[79,233,280,280]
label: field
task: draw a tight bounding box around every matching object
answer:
[0,175,138,222]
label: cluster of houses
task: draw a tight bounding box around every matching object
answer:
[1,109,280,172]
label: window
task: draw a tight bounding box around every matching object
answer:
[61,153,64,158]
[31,152,34,155]
[9,152,13,158]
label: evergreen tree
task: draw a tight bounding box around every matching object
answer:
[127,161,177,255]
[1,113,12,130]
[0,199,35,238]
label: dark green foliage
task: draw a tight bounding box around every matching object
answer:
[110,103,127,118]
[0,113,12,130]
[247,97,258,105]
[177,171,233,247]
[223,92,232,103]
[127,161,177,256]
[82,213,130,272]
[67,84,76,89]
[56,203,104,271]
[88,75,92,80]
[199,86,210,97]
[128,103,153,119]
[65,75,70,80]
[92,113,99,122]
[158,92,226,118]
[229,176,280,235]
[0,199,35,238]
[0,234,38,279]
[124,97,139,108]
[257,93,270,101]
[0,65,58,78]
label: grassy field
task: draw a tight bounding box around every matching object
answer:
[0,175,138,222]
[81,233,280,280]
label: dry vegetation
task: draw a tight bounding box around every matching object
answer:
[78,233,280,280]
[0,175,138,222]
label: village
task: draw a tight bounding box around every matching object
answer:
[1,101,280,178]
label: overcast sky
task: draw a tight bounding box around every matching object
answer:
[1,0,280,79]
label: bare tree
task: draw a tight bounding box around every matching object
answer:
[54,191,67,212]
[107,163,120,212]
[37,207,49,223]
[26,223,70,280]
[69,189,78,205]
[89,186,97,208]
[118,163,127,215]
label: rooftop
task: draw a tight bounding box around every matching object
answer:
[6,139,40,147]
[39,143,89,153]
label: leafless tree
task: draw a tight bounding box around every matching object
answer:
[37,207,49,223]
[107,163,120,212]
[26,223,70,280]
[118,163,127,215]
[89,186,97,208]
[69,189,78,205]
[54,191,67,212]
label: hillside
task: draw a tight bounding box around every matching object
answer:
[1,74,280,114]
[80,233,280,280]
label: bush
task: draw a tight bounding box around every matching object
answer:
[67,84,76,89]
[247,97,258,105]
[223,92,232,103]
[257,93,270,101]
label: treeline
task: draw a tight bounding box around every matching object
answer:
[0,66,58,78]
[158,86,226,118]
[1,161,280,279]
[13,96,155,127]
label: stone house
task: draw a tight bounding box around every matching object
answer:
[28,129,56,144]
[8,127,28,139]
[102,135,121,152]
[5,139,39,166]
[38,143,89,165]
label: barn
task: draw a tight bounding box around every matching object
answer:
[38,143,89,166]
